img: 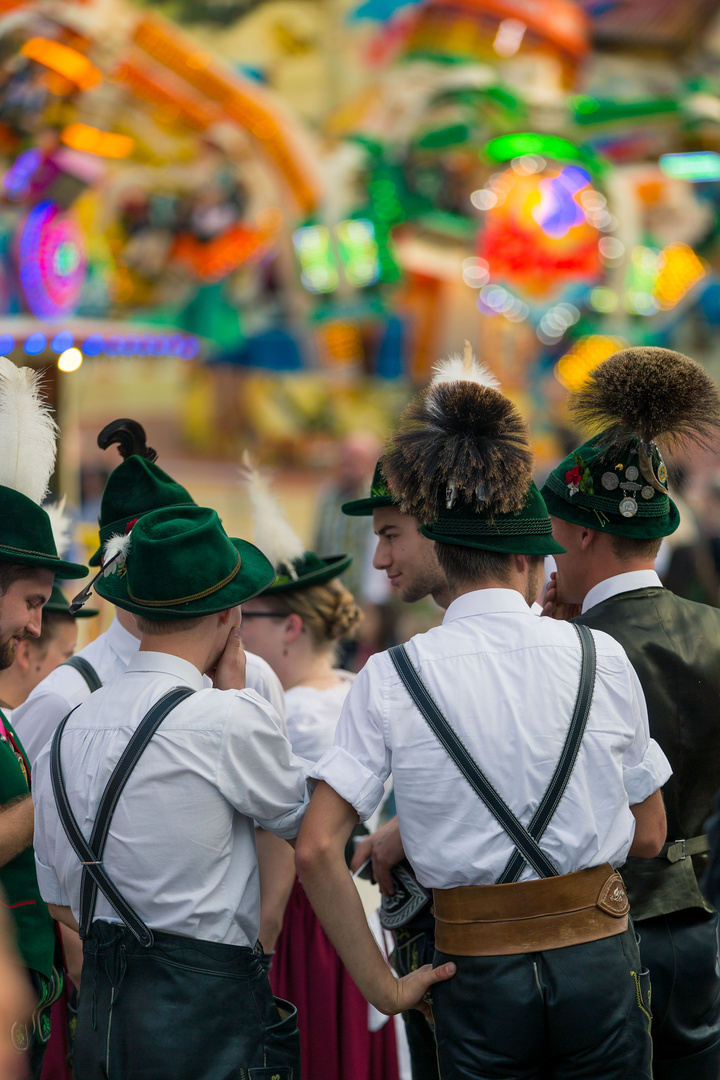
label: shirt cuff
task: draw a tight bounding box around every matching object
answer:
[34,855,68,908]
[623,737,673,806]
[311,746,386,822]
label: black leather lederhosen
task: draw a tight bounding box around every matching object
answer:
[51,687,301,1080]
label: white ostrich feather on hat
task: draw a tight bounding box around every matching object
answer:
[102,532,132,576]
[240,452,304,575]
[430,340,500,390]
[0,356,58,503]
[43,496,72,557]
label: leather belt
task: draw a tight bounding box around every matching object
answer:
[433,863,629,956]
[658,835,708,863]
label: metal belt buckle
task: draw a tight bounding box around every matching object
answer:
[676,839,686,861]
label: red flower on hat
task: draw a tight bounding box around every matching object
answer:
[566,465,582,485]
[125,518,138,532]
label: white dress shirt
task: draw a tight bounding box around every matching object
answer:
[284,672,354,763]
[582,570,663,615]
[13,615,286,766]
[313,588,672,890]
[32,651,310,947]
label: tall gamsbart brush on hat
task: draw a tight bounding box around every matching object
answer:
[542,347,720,539]
[383,342,564,555]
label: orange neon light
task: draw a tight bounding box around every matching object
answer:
[61,123,134,158]
[21,38,102,91]
[133,16,319,214]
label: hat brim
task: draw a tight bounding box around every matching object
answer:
[541,487,681,540]
[420,524,566,556]
[266,553,353,593]
[95,537,276,619]
[341,495,395,517]
[0,547,88,579]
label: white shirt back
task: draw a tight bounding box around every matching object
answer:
[32,652,309,947]
[313,588,671,889]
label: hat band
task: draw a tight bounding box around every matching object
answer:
[544,473,670,517]
[127,551,241,608]
[427,517,553,537]
[99,504,196,543]
[0,543,60,560]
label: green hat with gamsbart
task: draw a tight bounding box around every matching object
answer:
[241,456,353,596]
[94,505,276,619]
[541,347,720,539]
[0,357,87,580]
[341,458,396,517]
[382,343,565,556]
[89,419,196,566]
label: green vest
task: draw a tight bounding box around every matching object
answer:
[0,711,55,977]
[575,587,720,921]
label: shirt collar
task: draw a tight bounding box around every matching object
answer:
[582,569,663,614]
[125,651,206,690]
[442,588,534,624]
[106,614,141,666]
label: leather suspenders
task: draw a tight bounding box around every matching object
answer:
[50,686,196,948]
[61,656,103,694]
[389,623,597,884]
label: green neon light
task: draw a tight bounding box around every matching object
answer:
[659,152,720,182]
[484,133,586,165]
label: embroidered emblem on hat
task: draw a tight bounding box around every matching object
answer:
[658,462,668,485]
[641,486,654,500]
[619,497,638,518]
[601,472,619,491]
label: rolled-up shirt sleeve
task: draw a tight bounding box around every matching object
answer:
[216,692,311,839]
[621,663,672,804]
[312,658,391,821]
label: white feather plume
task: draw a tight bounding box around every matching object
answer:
[430,340,500,390]
[102,532,132,576]
[240,452,305,574]
[43,496,72,557]
[0,356,58,503]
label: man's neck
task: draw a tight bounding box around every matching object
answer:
[116,607,141,639]
[580,559,656,603]
[448,579,524,604]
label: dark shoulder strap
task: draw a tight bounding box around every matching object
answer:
[388,645,559,879]
[61,656,102,694]
[496,623,596,883]
[50,686,196,947]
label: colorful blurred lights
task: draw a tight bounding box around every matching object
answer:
[24,333,46,356]
[493,19,526,58]
[659,152,720,182]
[57,348,83,373]
[590,286,619,312]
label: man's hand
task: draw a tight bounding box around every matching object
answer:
[350,816,405,896]
[540,573,582,621]
[210,626,246,691]
[389,962,456,1020]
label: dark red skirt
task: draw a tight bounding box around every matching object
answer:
[270,878,399,1080]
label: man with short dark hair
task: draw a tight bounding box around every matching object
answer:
[541,346,720,1079]
[297,354,670,1078]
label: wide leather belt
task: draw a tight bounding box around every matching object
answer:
[433,863,629,956]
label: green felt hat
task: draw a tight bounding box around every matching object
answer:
[95,505,276,619]
[541,433,680,539]
[421,482,566,555]
[265,551,353,594]
[45,583,97,618]
[89,457,196,567]
[0,487,88,579]
[341,459,396,517]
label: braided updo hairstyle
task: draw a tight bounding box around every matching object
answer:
[263,577,362,655]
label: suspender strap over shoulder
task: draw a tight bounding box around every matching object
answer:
[50,686,196,948]
[61,656,103,694]
[388,622,597,883]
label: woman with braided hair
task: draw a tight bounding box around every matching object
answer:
[240,461,399,1080]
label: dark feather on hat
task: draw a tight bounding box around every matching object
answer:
[384,381,533,521]
[97,419,158,463]
[571,347,720,454]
